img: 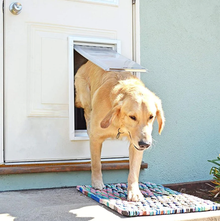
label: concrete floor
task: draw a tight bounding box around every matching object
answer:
[0,188,220,221]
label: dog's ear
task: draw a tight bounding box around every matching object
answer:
[100,105,121,128]
[155,97,165,134]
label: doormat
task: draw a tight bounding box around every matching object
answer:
[77,182,220,217]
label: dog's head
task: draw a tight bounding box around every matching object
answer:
[100,82,165,151]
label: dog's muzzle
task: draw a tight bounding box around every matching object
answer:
[127,130,151,151]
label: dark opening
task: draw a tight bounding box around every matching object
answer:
[74,50,88,130]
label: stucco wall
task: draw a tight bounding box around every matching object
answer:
[139,0,220,184]
[1,1,220,191]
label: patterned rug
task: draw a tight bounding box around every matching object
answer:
[77,182,220,217]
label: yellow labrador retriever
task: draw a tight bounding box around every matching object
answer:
[75,61,165,201]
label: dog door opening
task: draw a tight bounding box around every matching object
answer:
[74,50,87,130]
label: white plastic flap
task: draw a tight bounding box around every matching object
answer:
[74,45,146,72]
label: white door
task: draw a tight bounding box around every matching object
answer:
[4,0,134,163]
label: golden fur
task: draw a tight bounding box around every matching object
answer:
[75,61,165,201]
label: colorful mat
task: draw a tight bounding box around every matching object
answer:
[77,182,220,217]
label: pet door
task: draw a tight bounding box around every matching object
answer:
[74,45,146,72]
[69,36,146,140]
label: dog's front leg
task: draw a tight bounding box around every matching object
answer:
[90,137,105,190]
[127,144,144,201]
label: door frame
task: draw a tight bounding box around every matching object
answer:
[0,0,141,166]
[0,0,4,164]
[132,0,141,78]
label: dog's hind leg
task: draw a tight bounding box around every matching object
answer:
[90,136,105,190]
[75,75,92,134]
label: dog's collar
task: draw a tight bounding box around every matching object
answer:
[116,128,124,139]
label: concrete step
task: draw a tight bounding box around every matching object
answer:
[0,188,220,221]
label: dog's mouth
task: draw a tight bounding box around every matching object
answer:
[133,145,146,151]
[116,129,151,151]
[128,131,151,151]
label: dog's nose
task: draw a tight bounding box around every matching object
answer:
[138,140,151,149]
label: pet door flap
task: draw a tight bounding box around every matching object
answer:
[74,45,146,72]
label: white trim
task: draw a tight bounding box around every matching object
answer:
[132,0,141,79]
[68,36,121,140]
[0,0,4,164]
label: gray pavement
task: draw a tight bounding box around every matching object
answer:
[0,188,220,221]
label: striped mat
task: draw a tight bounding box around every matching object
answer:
[77,182,220,217]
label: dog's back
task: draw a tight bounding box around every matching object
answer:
[75,61,139,110]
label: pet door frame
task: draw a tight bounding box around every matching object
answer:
[68,36,145,140]
[69,36,122,140]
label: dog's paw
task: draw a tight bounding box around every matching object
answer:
[92,179,105,190]
[127,186,144,202]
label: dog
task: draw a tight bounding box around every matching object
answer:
[75,61,165,201]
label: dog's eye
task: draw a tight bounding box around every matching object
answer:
[149,115,154,120]
[129,116,137,121]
